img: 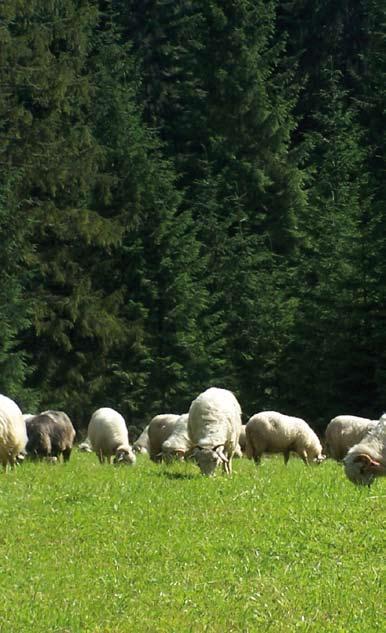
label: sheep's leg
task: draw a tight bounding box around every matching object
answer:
[253,454,262,466]
[98,449,104,464]
[62,448,71,462]
[283,450,291,465]
[224,458,232,476]
[300,450,309,466]
[9,456,17,470]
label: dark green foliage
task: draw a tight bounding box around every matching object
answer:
[0,0,384,429]
[279,73,371,427]
[0,0,127,422]
[0,174,36,408]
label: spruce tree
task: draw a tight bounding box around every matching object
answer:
[88,3,226,423]
[118,1,307,414]
[279,73,369,426]
[0,0,128,421]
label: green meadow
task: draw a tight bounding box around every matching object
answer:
[0,453,384,633]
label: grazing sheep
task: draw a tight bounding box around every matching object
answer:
[0,394,28,472]
[88,407,136,465]
[133,424,150,454]
[147,414,181,462]
[344,415,386,486]
[245,411,325,466]
[161,414,192,462]
[78,437,93,452]
[325,415,378,461]
[26,410,76,462]
[188,387,242,476]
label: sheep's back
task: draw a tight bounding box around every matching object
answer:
[88,408,129,454]
[188,388,242,448]
[246,411,321,456]
[0,395,27,459]
[325,415,377,459]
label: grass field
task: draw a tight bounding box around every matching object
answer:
[0,452,384,633]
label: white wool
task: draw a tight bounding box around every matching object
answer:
[344,415,386,486]
[162,414,191,459]
[325,415,378,461]
[88,407,135,464]
[187,387,242,475]
[245,410,324,465]
[0,394,28,472]
[147,414,181,461]
[133,424,150,454]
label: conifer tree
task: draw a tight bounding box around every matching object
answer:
[357,0,386,413]
[0,0,128,420]
[88,3,226,423]
[118,1,307,413]
[279,73,369,425]
[0,175,36,408]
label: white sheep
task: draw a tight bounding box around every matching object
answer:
[0,394,28,472]
[325,415,378,461]
[87,407,136,465]
[78,437,93,452]
[344,414,386,486]
[147,414,181,462]
[245,411,325,466]
[161,414,192,462]
[187,387,242,476]
[133,424,150,454]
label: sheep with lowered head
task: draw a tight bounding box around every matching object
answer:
[0,394,28,472]
[147,414,181,462]
[245,411,325,466]
[133,424,150,455]
[78,437,93,452]
[26,410,76,462]
[344,414,386,486]
[187,387,242,476]
[161,414,192,462]
[88,407,136,465]
[325,415,378,461]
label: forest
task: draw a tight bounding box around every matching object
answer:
[0,0,385,434]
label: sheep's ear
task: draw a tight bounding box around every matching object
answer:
[353,453,382,472]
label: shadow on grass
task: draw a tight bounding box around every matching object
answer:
[157,470,198,481]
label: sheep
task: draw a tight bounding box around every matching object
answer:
[87,407,136,465]
[187,387,242,476]
[161,414,192,462]
[25,410,76,462]
[0,394,28,472]
[147,414,181,462]
[78,437,93,452]
[245,411,325,466]
[343,414,386,486]
[133,424,150,454]
[325,415,378,461]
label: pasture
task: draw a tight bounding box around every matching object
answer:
[0,453,384,632]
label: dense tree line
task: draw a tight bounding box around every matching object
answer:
[0,0,384,433]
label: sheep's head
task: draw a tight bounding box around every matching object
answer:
[344,452,383,486]
[313,453,326,464]
[78,442,92,453]
[133,445,148,455]
[114,446,136,465]
[162,446,185,463]
[192,445,228,476]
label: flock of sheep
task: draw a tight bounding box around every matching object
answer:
[1,387,385,486]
